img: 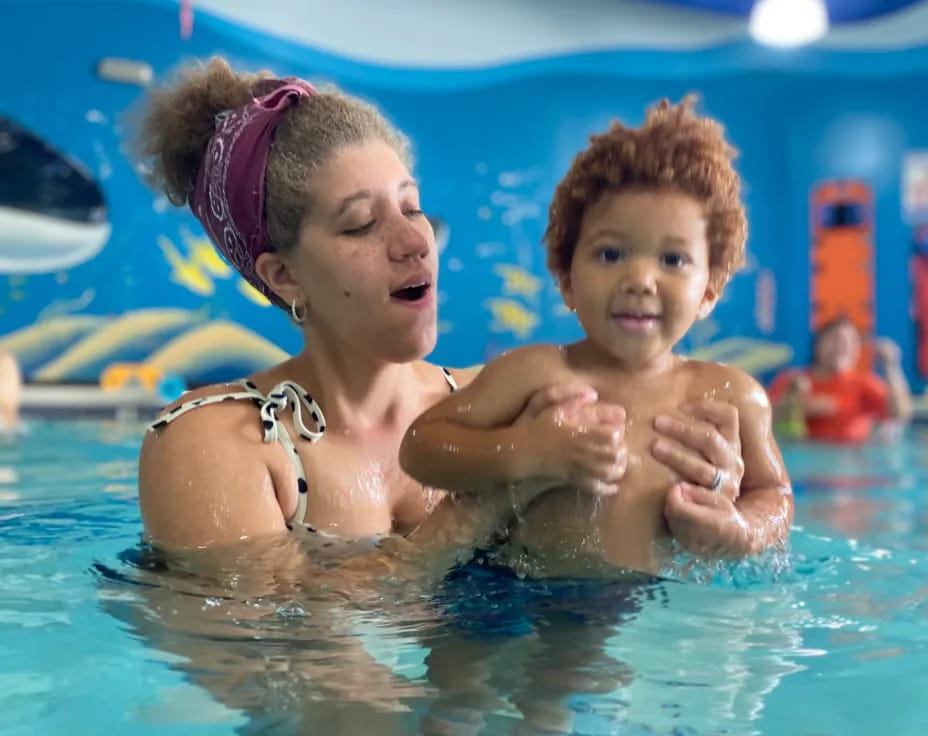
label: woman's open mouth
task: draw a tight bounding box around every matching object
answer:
[390,279,433,309]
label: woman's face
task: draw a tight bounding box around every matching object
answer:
[287,141,439,364]
[814,322,861,373]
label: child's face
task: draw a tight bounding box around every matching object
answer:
[561,189,717,369]
[814,322,860,373]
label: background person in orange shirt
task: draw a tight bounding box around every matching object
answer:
[768,316,912,443]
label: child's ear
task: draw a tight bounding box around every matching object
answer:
[559,273,576,312]
[697,284,719,320]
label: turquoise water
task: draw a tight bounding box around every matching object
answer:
[1,419,927,735]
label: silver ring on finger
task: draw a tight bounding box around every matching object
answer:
[710,467,724,494]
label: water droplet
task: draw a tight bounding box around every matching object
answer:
[277,601,307,618]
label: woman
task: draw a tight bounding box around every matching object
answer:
[768,316,912,443]
[136,58,751,578]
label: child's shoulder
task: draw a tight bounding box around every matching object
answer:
[477,344,569,384]
[488,343,566,368]
[683,360,770,410]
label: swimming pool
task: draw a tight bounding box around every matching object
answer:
[2,419,927,735]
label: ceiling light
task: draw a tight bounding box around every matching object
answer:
[749,0,829,48]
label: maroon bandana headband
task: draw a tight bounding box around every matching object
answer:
[189,77,316,306]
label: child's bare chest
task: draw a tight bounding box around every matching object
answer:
[509,368,701,572]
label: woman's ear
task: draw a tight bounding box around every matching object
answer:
[255,252,305,309]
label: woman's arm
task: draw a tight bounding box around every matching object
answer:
[139,381,566,587]
[139,396,290,550]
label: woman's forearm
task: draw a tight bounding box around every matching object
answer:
[360,484,546,584]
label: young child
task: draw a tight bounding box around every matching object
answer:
[400,97,792,576]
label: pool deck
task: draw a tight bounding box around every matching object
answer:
[17,383,928,423]
[20,383,165,420]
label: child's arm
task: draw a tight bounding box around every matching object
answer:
[730,372,794,553]
[400,345,627,498]
[872,338,912,423]
[660,368,793,558]
[768,370,808,424]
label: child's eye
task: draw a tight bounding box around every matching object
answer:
[661,252,689,268]
[596,247,623,263]
[404,208,424,219]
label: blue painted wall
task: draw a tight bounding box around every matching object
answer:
[1,1,924,386]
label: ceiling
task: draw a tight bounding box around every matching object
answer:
[656,0,921,24]
[183,0,928,69]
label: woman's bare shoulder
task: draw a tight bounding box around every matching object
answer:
[144,379,272,464]
[140,380,285,549]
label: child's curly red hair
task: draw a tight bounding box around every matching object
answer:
[543,96,747,294]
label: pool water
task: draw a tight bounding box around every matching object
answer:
[1,419,927,735]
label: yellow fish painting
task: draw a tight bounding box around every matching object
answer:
[180,226,234,278]
[493,264,543,299]
[484,297,539,339]
[157,235,215,296]
[237,278,272,307]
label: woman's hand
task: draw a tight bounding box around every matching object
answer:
[652,399,744,502]
[652,399,758,556]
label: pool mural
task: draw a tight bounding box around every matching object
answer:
[0,1,925,389]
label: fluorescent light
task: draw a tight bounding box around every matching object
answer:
[97,58,153,86]
[749,0,829,48]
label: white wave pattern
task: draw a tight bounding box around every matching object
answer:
[194,0,928,67]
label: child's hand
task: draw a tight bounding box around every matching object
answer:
[873,337,902,369]
[535,400,627,497]
[786,373,811,395]
[514,381,626,496]
[516,394,626,495]
[780,374,837,417]
[663,481,754,558]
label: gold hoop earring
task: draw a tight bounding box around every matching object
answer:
[290,298,307,324]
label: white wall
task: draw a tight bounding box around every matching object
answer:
[195,0,928,67]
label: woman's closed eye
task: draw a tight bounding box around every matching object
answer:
[342,220,375,236]
[343,207,423,235]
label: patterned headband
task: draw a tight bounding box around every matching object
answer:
[189,77,316,306]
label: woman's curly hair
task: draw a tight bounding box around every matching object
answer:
[543,95,746,294]
[133,57,410,261]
